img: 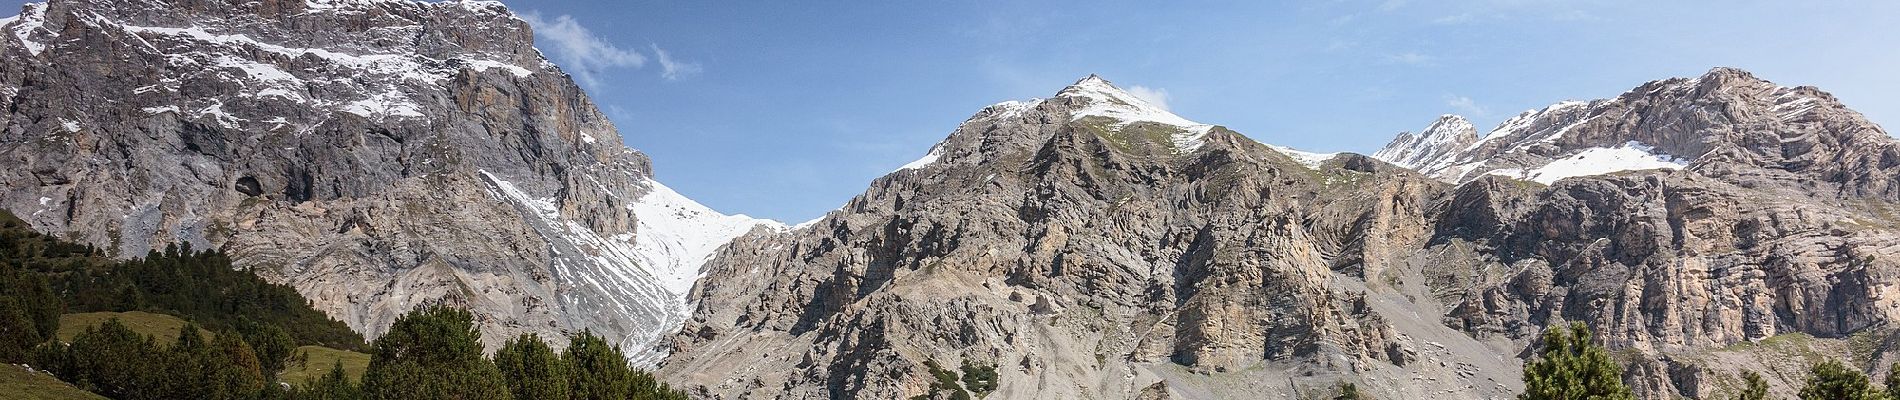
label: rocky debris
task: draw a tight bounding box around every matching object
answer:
[0,0,773,360]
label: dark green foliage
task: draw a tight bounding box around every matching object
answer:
[1799,359,1887,400]
[496,333,569,400]
[294,361,364,400]
[47,319,271,399]
[1335,382,1365,400]
[4,212,695,400]
[959,360,998,396]
[911,360,972,400]
[1737,370,1768,400]
[0,210,364,351]
[1519,322,1633,400]
[243,322,298,376]
[1888,362,1900,400]
[360,305,511,400]
[559,330,686,400]
[61,318,164,398]
[0,258,62,362]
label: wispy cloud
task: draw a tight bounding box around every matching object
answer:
[1376,0,1408,12]
[1445,95,1487,117]
[1126,85,1171,110]
[1383,52,1435,66]
[650,44,702,80]
[521,12,699,85]
[1431,13,1475,24]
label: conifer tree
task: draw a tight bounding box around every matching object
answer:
[297,361,363,400]
[1800,359,1887,400]
[496,333,571,400]
[1519,322,1633,400]
[564,330,635,400]
[360,305,511,400]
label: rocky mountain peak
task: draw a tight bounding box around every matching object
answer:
[1372,114,1477,170]
[1376,67,1892,194]
[0,0,774,363]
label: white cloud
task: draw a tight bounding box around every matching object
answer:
[1126,85,1171,111]
[650,44,702,80]
[1446,95,1487,117]
[521,12,646,87]
[1377,0,1408,12]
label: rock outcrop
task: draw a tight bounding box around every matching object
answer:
[0,0,773,360]
[660,70,1900,399]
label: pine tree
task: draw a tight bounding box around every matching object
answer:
[565,330,635,400]
[496,333,570,400]
[0,262,60,362]
[243,321,298,376]
[359,305,511,400]
[296,361,363,400]
[1519,322,1633,400]
[208,329,267,399]
[1735,370,1769,400]
[1800,359,1887,400]
[63,318,163,398]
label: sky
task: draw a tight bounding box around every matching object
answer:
[10,1,1896,223]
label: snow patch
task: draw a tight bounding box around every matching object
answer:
[58,118,79,132]
[195,101,244,128]
[1485,141,1687,184]
[339,90,424,119]
[5,3,47,55]
[897,146,943,171]
[465,59,534,77]
[629,179,782,294]
[1060,76,1215,153]
[477,169,779,363]
[1266,144,1338,168]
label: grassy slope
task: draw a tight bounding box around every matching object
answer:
[57,311,371,387]
[56,311,209,345]
[0,364,105,400]
[278,345,372,385]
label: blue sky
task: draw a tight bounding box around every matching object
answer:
[12,1,1896,223]
[500,0,1899,223]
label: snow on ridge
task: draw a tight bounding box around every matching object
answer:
[1059,75,1215,153]
[896,146,943,172]
[478,169,778,363]
[1266,144,1338,168]
[1375,114,1474,169]
[1484,141,1686,184]
[4,2,47,55]
[628,178,782,294]
[1466,100,1592,153]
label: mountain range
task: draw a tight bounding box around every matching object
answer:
[3,0,1897,399]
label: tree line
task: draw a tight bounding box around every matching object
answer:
[1,210,684,399]
[282,305,687,400]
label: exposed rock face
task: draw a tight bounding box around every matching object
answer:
[661,77,1519,399]
[1372,114,1477,170]
[0,0,773,359]
[661,69,1900,399]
